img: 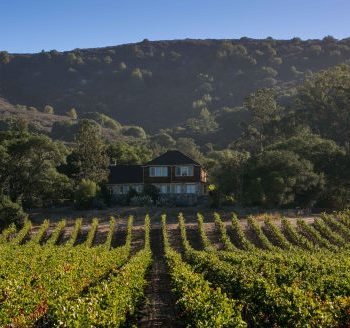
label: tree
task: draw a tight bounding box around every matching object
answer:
[176,138,203,163]
[268,132,345,175]
[185,108,218,134]
[107,141,152,165]
[0,132,70,208]
[244,88,281,152]
[69,119,109,184]
[244,150,324,208]
[81,112,122,131]
[0,194,27,227]
[0,51,10,64]
[67,108,78,119]
[295,64,350,146]
[74,179,100,209]
[210,150,250,203]
[123,126,146,139]
[150,133,176,148]
[51,121,78,141]
[43,105,54,114]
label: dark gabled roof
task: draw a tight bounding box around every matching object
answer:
[108,165,143,184]
[145,150,200,166]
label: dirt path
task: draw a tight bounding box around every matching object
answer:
[138,226,184,328]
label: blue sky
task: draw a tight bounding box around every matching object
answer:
[1,0,349,53]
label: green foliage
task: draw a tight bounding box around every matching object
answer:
[185,108,218,134]
[150,132,176,148]
[43,105,54,114]
[74,179,100,209]
[80,112,121,131]
[180,213,350,327]
[243,88,281,152]
[46,219,66,245]
[10,218,32,245]
[53,215,150,327]
[0,223,17,244]
[29,219,50,244]
[68,119,109,184]
[1,40,350,211]
[0,195,27,228]
[295,64,350,145]
[281,217,314,250]
[176,137,204,164]
[122,125,147,139]
[263,217,292,249]
[66,218,83,246]
[247,216,275,250]
[197,213,215,251]
[231,212,255,250]
[210,150,249,202]
[104,216,116,249]
[51,120,77,141]
[0,51,10,64]
[143,184,160,204]
[67,107,77,119]
[213,212,236,251]
[163,214,247,327]
[297,219,337,251]
[0,132,70,208]
[244,150,323,207]
[0,219,132,326]
[107,141,152,165]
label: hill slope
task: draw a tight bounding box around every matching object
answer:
[1,37,350,132]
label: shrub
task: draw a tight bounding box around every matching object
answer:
[122,126,147,139]
[74,179,100,209]
[129,195,153,206]
[0,195,27,228]
[43,105,54,114]
[143,184,160,203]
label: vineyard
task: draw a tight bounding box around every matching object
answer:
[0,211,350,327]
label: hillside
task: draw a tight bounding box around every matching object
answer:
[1,37,350,132]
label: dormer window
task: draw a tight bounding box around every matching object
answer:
[150,166,168,177]
[175,166,194,177]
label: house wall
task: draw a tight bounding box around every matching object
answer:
[108,182,207,196]
[143,165,206,184]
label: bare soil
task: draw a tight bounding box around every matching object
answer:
[138,226,184,328]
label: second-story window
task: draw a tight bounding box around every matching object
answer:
[150,166,168,177]
[175,166,194,176]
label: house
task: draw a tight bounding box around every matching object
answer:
[107,150,207,201]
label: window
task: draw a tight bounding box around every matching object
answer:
[174,184,182,194]
[121,185,129,194]
[175,166,194,177]
[150,166,168,177]
[186,184,196,194]
[159,185,168,194]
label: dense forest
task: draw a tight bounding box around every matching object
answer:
[1,37,350,223]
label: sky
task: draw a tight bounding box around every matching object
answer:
[1,0,350,53]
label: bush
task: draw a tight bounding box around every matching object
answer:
[143,184,160,203]
[43,105,54,114]
[130,195,153,206]
[0,195,27,228]
[122,126,147,139]
[74,179,100,209]
[126,188,139,204]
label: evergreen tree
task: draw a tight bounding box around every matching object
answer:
[70,119,109,184]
